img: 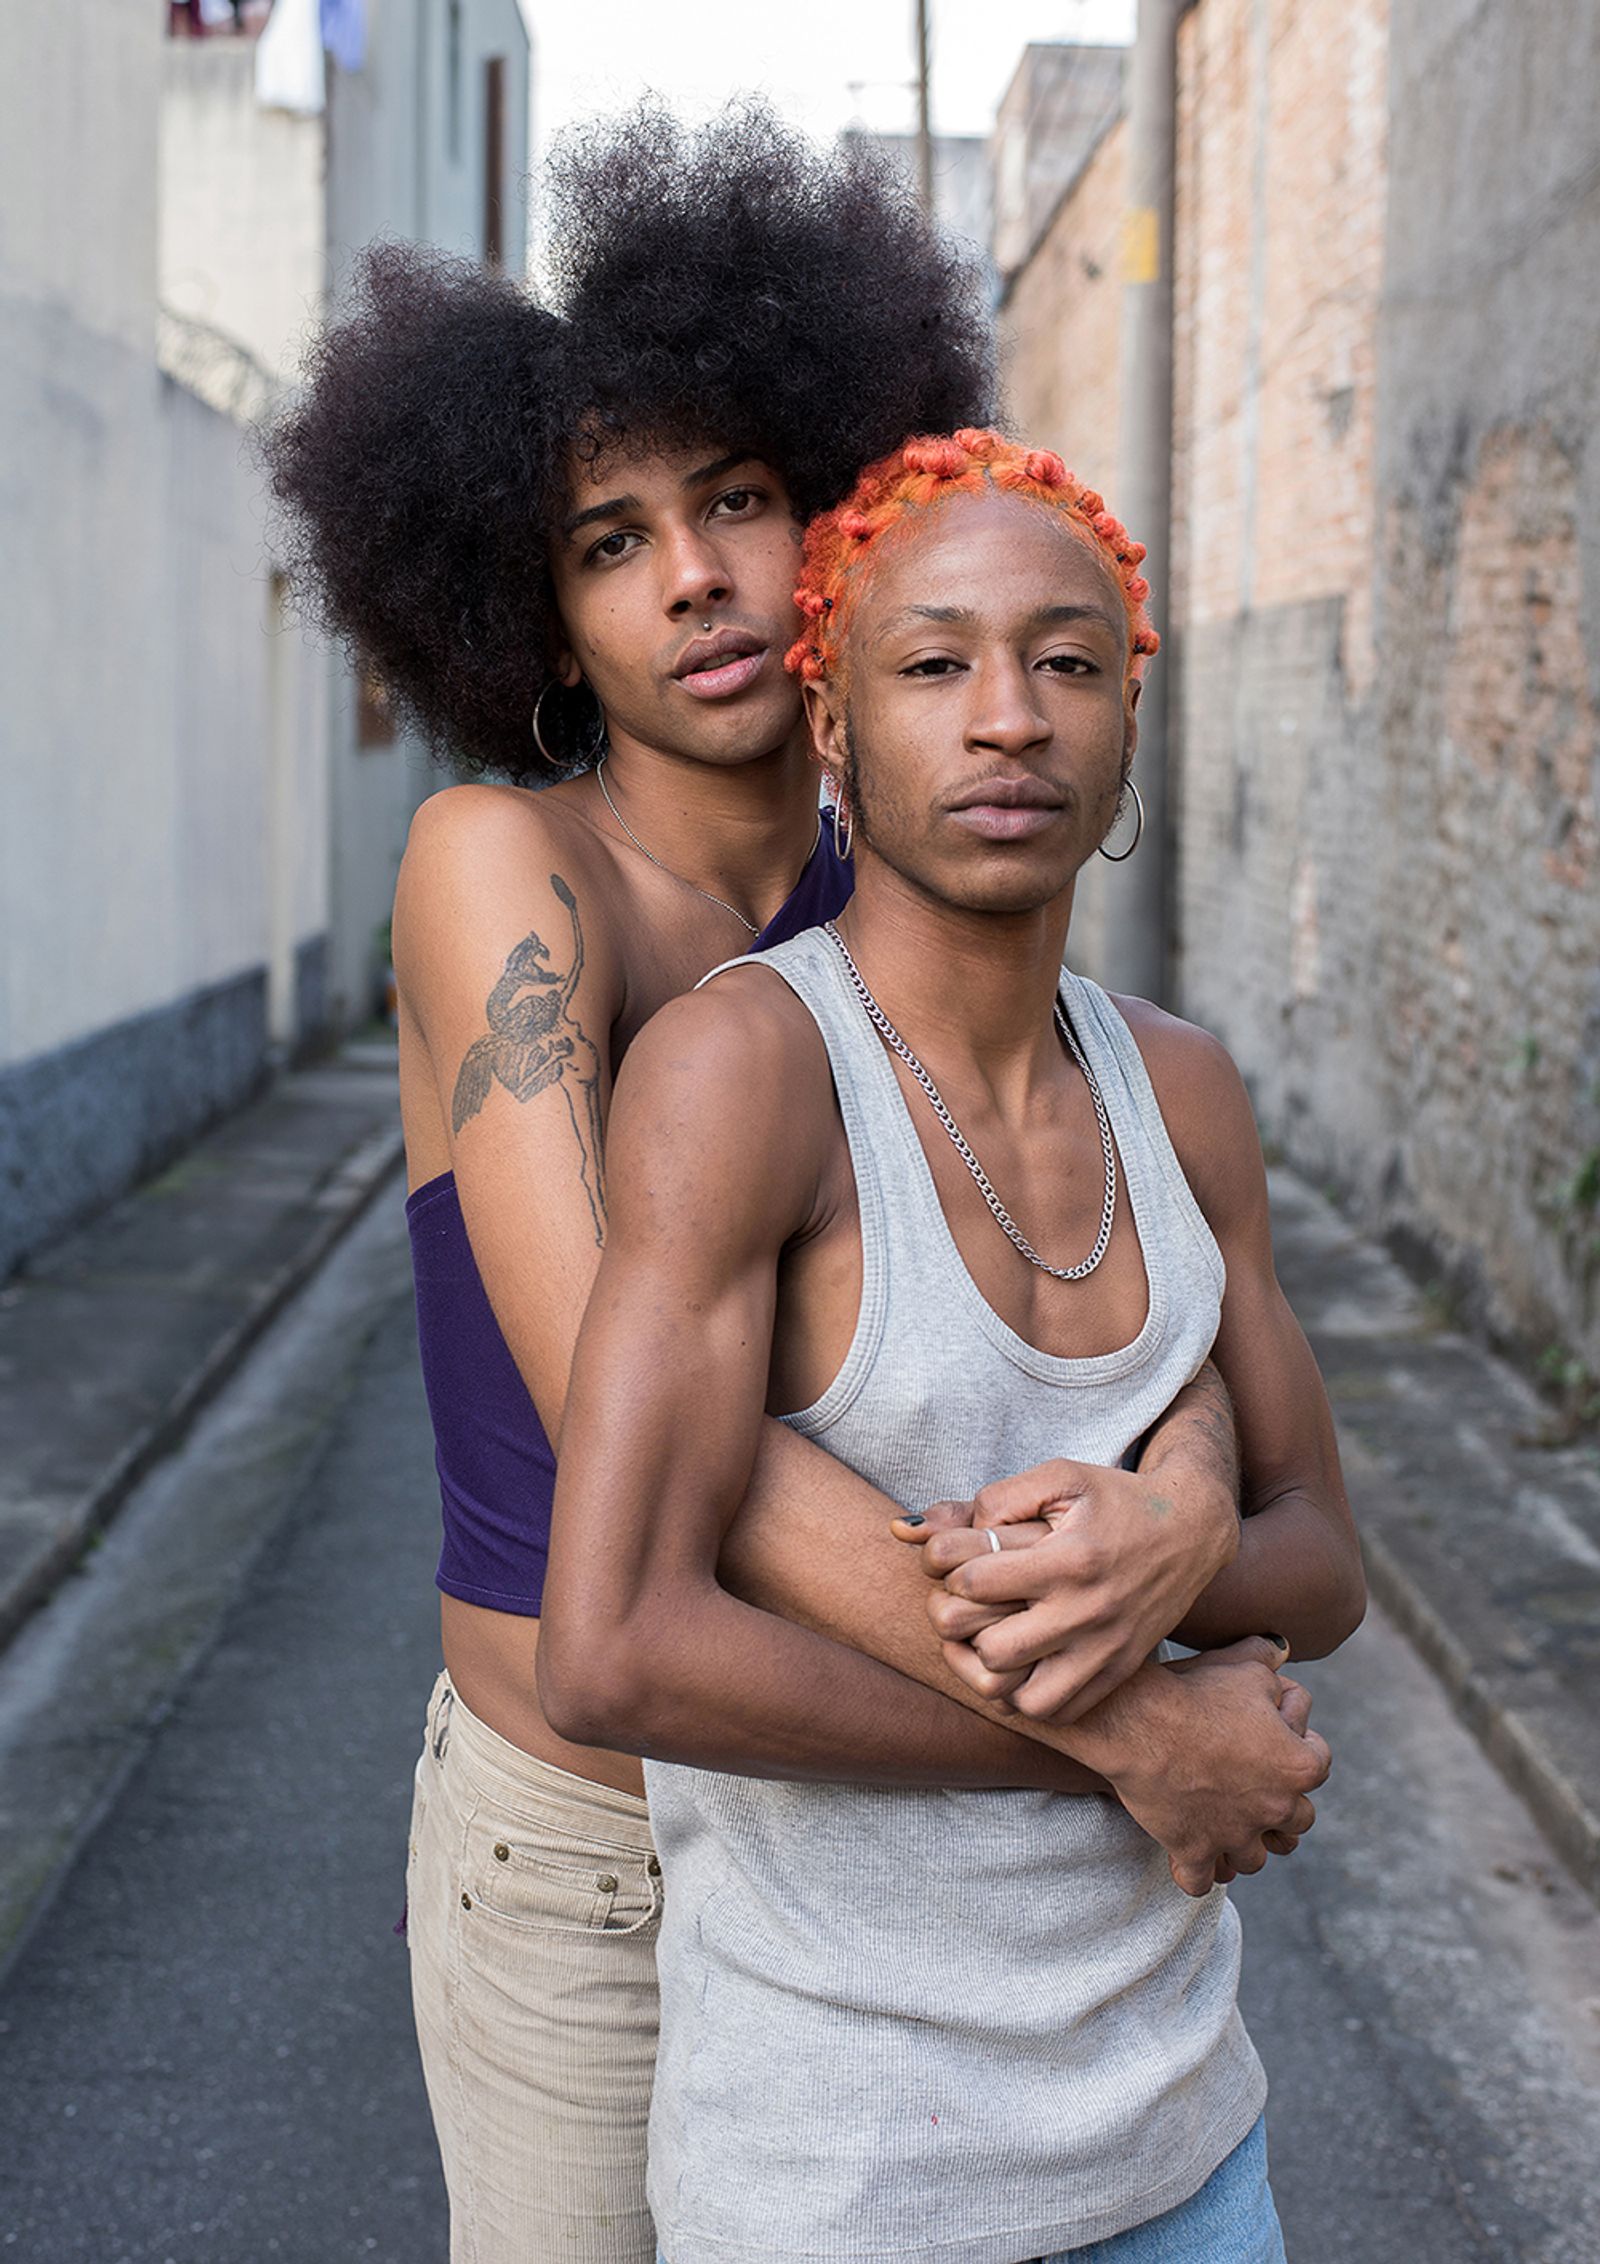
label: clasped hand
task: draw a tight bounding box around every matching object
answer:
[895,1460,1331,1895]
[895,1456,1240,1722]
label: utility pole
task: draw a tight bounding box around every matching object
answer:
[914,0,934,218]
[1103,0,1181,1004]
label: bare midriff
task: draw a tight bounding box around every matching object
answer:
[440,1593,648,1799]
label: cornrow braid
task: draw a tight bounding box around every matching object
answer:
[785,427,1159,687]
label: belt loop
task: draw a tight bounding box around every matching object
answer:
[430,1679,455,1763]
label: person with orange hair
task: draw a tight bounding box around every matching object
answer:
[272,107,1297,2260]
[543,427,1364,2261]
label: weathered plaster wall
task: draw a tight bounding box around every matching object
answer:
[998,0,1600,1368]
[1179,0,1600,1369]
[158,41,325,414]
[1169,0,1391,1202]
[1001,113,1127,495]
[318,0,530,1031]
[1000,111,1131,982]
[1367,1,1600,1361]
[0,2,329,1275]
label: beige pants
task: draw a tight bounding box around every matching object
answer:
[407,1671,661,2264]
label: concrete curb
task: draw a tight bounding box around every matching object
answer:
[1269,1166,1600,1907]
[3,1108,1593,1926]
[0,1119,404,1654]
[1355,1500,1600,1903]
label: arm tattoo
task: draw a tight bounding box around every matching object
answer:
[451,874,607,1245]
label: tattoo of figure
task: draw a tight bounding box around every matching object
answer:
[452,875,607,1243]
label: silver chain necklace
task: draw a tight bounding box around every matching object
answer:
[821,921,1117,1281]
[596,757,820,937]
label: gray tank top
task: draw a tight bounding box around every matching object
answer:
[645,926,1266,2264]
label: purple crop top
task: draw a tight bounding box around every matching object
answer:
[407,823,854,1617]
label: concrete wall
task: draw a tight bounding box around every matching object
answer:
[326,0,530,279]
[0,0,329,1277]
[318,0,531,1033]
[991,45,1126,283]
[999,0,1600,1373]
[0,0,529,1275]
[154,0,531,1040]
[158,40,325,414]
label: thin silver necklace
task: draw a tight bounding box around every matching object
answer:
[821,921,1117,1281]
[595,756,818,937]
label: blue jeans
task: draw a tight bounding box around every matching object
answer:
[655,2115,1285,2264]
[1038,2115,1285,2262]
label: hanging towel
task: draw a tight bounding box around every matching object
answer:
[254,0,325,114]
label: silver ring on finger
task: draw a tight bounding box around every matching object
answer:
[985,1528,1002,1553]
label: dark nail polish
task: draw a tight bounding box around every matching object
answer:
[1263,1632,1289,1652]
[902,1513,926,1528]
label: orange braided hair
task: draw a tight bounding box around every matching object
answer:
[785,427,1158,688]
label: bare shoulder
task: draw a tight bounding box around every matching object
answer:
[399,779,607,907]
[619,962,832,1116]
[394,780,620,1011]
[1105,989,1264,1234]
[608,964,838,1237]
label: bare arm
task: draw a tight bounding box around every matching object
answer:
[912,1012,1365,1718]
[1141,1010,1364,1655]
[720,1361,1236,1702]
[537,979,1329,1887]
[396,795,1096,1790]
[534,976,1090,1783]
[398,799,1284,1788]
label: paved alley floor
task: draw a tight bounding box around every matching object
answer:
[0,1197,1596,2261]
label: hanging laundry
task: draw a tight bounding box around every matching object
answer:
[254,0,325,114]
[320,0,367,73]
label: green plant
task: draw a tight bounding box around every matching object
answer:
[1533,1342,1600,1439]
[1565,1148,1600,1215]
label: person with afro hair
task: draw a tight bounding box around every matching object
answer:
[266,108,1250,2264]
[543,429,1362,2264]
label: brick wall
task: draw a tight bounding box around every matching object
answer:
[1169,0,1392,1228]
[1001,111,1127,494]
[1001,114,1129,974]
[1371,1,1600,1366]
[1002,0,1600,1374]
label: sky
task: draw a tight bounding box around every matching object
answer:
[516,0,1136,157]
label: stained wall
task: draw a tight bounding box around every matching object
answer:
[1001,0,1600,1368]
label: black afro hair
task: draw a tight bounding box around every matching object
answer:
[263,101,994,784]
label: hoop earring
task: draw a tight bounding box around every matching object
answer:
[531,682,561,767]
[1097,776,1144,862]
[532,680,604,769]
[833,798,855,862]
